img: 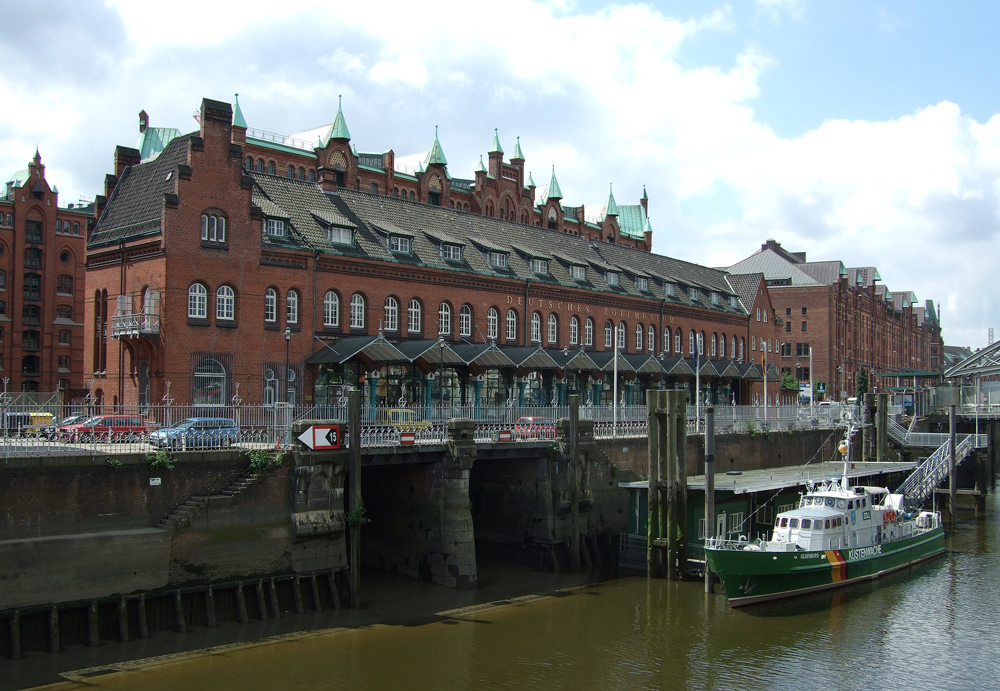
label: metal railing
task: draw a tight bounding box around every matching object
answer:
[896,434,975,510]
[887,417,986,449]
[111,312,161,337]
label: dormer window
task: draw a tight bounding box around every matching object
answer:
[711,292,720,305]
[489,251,508,269]
[689,287,699,301]
[531,258,549,275]
[664,282,676,296]
[265,219,285,238]
[571,265,587,281]
[442,243,463,261]
[328,226,353,245]
[730,295,738,308]
[606,271,620,286]
[636,277,649,292]
[389,235,411,254]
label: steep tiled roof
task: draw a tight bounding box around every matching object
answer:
[726,249,823,286]
[88,134,192,249]
[797,260,845,286]
[724,273,763,312]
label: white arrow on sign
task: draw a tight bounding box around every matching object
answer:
[296,424,342,450]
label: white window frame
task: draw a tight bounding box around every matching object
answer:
[489,251,508,269]
[329,226,353,245]
[547,314,557,344]
[604,321,613,349]
[216,285,235,321]
[188,283,207,319]
[442,244,462,261]
[531,258,549,275]
[384,297,399,332]
[648,325,655,352]
[408,299,422,334]
[350,293,365,329]
[571,265,586,281]
[438,302,452,335]
[585,318,594,346]
[201,213,226,243]
[264,288,277,323]
[506,309,517,341]
[636,277,648,291]
[323,291,339,328]
[530,312,541,343]
[616,322,626,350]
[606,271,619,286]
[459,305,472,337]
[389,235,411,254]
[287,290,299,324]
[266,218,285,238]
[635,324,642,351]
[569,317,579,345]
[487,307,498,340]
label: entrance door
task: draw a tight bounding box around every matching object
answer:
[716,513,727,538]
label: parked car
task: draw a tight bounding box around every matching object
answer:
[148,417,240,449]
[514,416,557,439]
[3,411,54,437]
[59,415,148,443]
[41,414,89,439]
[374,408,433,432]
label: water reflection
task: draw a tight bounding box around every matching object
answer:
[21,495,1000,691]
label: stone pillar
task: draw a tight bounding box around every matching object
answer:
[289,419,349,576]
[876,392,889,463]
[429,418,477,588]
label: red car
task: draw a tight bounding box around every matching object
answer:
[59,415,149,443]
[514,416,557,439]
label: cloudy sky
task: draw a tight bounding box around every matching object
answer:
[2,0,998,348]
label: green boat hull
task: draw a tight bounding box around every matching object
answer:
[705,528,945,606]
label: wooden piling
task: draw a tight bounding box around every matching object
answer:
[647,389,664,578]
[235,583,248,623]
[292,576,304,614]
[569,394,581,572]
[174,590,186,633]
[205,586,217,628]
[49,605,59,653]
[328,573,341,609]
[310,575,322,612]
[255,580,268,622]
[118,596,129,641]
[87,600,99,647]
[949,405,957,524]
[269,578,281,619]
[9,610,20,660]
[348,389,362,609]
[705,407,715,595]
[137,594,149,638]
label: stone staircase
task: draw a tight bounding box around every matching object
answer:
[155,471,260,531]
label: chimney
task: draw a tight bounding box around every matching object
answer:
[139,110,148,134]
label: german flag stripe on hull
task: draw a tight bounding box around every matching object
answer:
[825,550,847,582]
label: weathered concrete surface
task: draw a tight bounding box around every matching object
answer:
[0,528,169,609]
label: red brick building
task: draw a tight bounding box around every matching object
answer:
[728,239,943,402]
[85,97,777,410]
[0,151,88,397]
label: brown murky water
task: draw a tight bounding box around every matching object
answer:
[15,494,1000,691]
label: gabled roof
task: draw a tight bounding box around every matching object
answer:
[724,273,763,313]
[726,248,823,287]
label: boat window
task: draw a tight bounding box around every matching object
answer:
[838,517,843,526]
[790,519,799,528]
[825,520,831,529]
[826,498,835,507]
[848,500,854,509]
[801,519,811,529]
[837,500,847,509]
[780,517,788,527]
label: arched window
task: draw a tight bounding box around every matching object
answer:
[255,159,263,173]
[585,318,594,347]
[323,291,339,328]
[635,324,643,352]
[287,290,299,324]
[506,309,517,342]
[648,325,655,353]
[569,316,579,345]
[264,288,277,323]
[604,320,613,349]
[689,330,695,357]
[350,293,365,329]
[486,307,498,340]
[663,328,671,354]
[267,161,275,175]
[438,302,452,335]
[308,169,315,182]
[731,335,737,359]
[698,332,705,356]
[720,333,727,359]
[740,338,745,361]
[245,156,252,171]
[188,283,207,319]
[616,322,626,350]
[216,285,235,321]
[384,297,399,332]
[711,333,717,357]
[287,165,295,178]
[192,358,226,407]
[547,314,557,344]
[408,299,422,334]
[530,312,541,343]
[459,305,472,337]
[298,167,305,181]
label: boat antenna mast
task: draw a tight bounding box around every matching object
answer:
[838,424,856,490]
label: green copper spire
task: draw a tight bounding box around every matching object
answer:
[427,125,448,166]
[330,95,351,141]
[606,183,619,217]
[476,155,487,173]
[489,128,503,154]
[511,136,524,161]
[547,165,563,200]
[641,184,648,200]
[643,215,653,234]
[527,171,536,187]
[232,93,247,128]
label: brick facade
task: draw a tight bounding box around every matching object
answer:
[0,151,88,398]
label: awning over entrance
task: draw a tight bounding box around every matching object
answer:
[307,334,408,365]
[589,351,636,372]
[394,339,466,365]
[740,363,763,381]
[451,342,516,368]
[697,359,720,377]
[659,356,694,376]
[503,346,560,369]
[718,361,743,378]
[549,348,599,371]
[623,353,666,374]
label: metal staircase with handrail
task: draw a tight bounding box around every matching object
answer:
[896,434,975,511]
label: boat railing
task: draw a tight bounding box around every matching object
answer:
[705,536,759,550]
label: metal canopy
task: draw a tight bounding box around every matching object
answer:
[503,346,560,369]
[394,339,466,365]
[549,348,599,371]
[659,356,694,376]
[719,361,743,378]
[306,334,408,365]
[740,363,763,381]
[451,342,516,368]
[944,339,1000,379]
[588,350,636,373]
[697,359,720,377]
[623,353,666,374]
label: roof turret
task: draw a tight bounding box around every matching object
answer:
[476,155,487,173]
[489,128,503,155]
[606,183,619,217]
[232,93,247,128]
[511,136,524,161]
[547,166,563,200]
[330,95,351,141]
[427,125,447,166]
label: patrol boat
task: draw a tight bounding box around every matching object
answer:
[704,431,945,607]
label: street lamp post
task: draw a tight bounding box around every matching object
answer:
[809,346,814,417]
[284,327,291,403]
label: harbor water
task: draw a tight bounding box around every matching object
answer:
[14,493,1000,691]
